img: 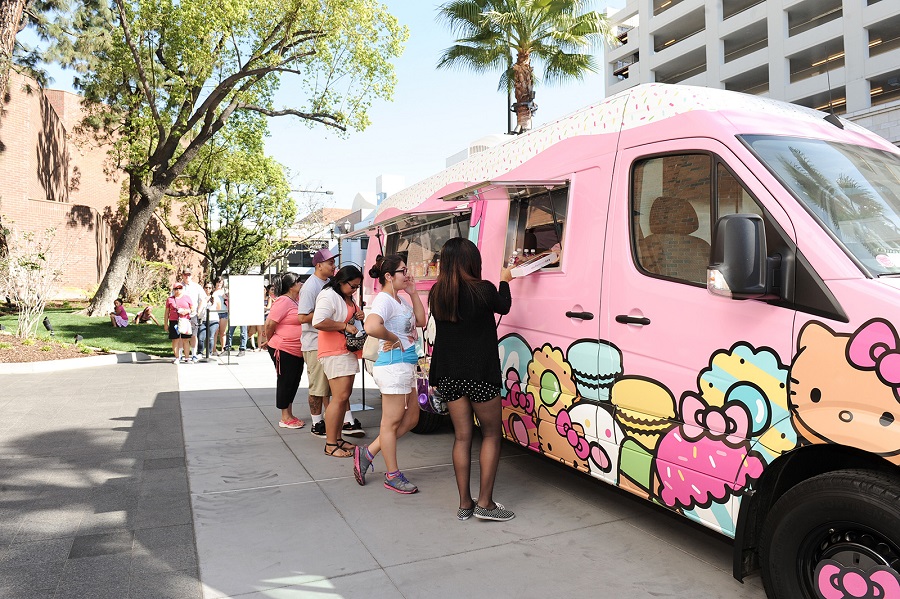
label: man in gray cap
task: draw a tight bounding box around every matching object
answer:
[298,248,364,438]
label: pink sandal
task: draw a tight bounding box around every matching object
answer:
[278,418,305,429]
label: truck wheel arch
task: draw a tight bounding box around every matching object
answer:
[734,443,899,581]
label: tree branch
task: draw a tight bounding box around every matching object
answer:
[236,104,346,131]
[113,0,165,141]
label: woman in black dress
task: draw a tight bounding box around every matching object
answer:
[428,237,515,521]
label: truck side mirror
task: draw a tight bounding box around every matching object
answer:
[707,214,771,299]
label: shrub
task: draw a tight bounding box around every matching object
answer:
[125,258,174,304]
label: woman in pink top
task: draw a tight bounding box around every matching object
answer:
[165,283,194,363]
[262,273,305,429]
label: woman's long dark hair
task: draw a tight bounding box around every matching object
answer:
[429,237,486,322]
[272,272,300,297]
[368,254,404,286]
[324,265,363,301]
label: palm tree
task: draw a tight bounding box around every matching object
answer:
[437,0,615,133]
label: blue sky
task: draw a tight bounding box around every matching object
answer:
[272,1,621,209]
[29,0,621,211]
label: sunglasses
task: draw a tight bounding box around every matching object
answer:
[393,268,408,276]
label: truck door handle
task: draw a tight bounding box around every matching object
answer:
[616,315,651,326]
[565,311,594,320]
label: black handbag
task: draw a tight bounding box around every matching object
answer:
[344,331,368,352]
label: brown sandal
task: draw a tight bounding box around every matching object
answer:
[324,442,352,458]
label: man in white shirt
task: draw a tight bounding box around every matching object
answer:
[181,268,207,362]
[298,248,364,438]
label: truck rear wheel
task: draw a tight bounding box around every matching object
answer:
[760,469,900,599]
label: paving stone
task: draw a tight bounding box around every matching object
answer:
[143,457,185,470]
[129,568,202,599]
[68,530,135,559]
[0,537,74,565]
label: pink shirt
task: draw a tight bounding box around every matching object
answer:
[266,295,303,356]
[166,295,193,321]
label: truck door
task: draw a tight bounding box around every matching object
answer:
[491,170,621,485]
[602,138,797,534]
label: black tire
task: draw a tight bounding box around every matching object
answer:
[760,469,900,599]
[411,409,446,434]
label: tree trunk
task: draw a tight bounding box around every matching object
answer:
[0,0,26,99]
[86,183,164,315]
[513,51,534,132]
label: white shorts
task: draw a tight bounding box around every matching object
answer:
[320,353,360,380]
[372,362,416,395]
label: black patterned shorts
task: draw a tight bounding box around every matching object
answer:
[435,378,501,404]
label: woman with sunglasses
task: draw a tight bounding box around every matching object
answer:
[429,237,515,521]
[312,265,366,457]
[355,255,426,493]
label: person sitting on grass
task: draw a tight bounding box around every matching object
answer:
[109,298,130,328]
[134,304,162,326]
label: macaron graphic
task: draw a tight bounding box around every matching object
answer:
[566,340,623,402]
[610,377,676,450]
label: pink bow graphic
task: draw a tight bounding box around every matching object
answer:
[556,410,611,471]
[848,319,900,396]
[680,395,751,444]
[816,560,900,599]
[507,381,535,414]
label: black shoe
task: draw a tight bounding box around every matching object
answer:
[237,350,246,357]
[310,421,326,438]
[342,419,365,437]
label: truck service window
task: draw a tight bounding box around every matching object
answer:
[503,184,569,272]
[384,212,470,279]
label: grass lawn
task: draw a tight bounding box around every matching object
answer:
[0,305,176,355]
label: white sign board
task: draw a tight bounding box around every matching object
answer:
[227,275,265,326]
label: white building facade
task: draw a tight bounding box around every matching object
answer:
[606,0,900,145]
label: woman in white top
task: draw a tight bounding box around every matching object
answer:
[355,255,426,494]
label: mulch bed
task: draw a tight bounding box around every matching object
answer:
[0,332,104,363]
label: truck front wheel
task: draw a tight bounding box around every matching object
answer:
[760,469,900,599]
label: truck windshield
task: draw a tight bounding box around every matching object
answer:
[743,135,900,276]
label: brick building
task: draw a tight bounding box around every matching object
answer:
[0,73,197,298]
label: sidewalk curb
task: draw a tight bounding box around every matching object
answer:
[0,351,155,374]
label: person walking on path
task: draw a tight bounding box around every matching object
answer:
[180,268,207,361]
[261,273,305,429]
[428,238,515,521]
[298,249,364,439]
[355,255,426,493]
[165,282,194,363]
[312,265,365,458]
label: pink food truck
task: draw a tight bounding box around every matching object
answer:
[361,83,900,599]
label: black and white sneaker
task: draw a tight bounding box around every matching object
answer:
[474,502,515,522]
[310,421,326,438]
[342,419,365,437]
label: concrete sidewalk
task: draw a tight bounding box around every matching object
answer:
[0,351,769,598]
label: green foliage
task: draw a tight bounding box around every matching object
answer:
[0,342,12,350]
[21,338,35,346]
[44,0,406,316]
[0,305,174,355]
[40,345,53,351]
[158,118,297,278]
[436,0,615,130]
